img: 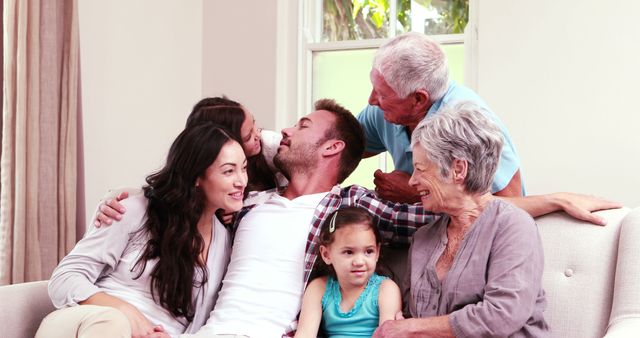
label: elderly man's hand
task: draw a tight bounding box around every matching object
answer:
[373,170,420,204]
[551,192,623,226]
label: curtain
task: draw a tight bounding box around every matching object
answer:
[1,0,84,285]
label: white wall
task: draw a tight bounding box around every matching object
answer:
[474,0,640,207]
[79,1,203,223]
[201,1,278,130]
[201,1,300,131]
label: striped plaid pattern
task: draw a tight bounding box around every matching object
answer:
[235,185,438,337]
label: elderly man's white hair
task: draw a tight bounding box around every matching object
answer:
[411,101,504,194]
[373,32,449,101]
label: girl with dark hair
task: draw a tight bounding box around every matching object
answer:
[37,123,248,338]
[294,207,402,338]
[186,96,284,194]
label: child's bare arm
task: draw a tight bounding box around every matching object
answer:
[294,277,327,338]
[378,278,402,325]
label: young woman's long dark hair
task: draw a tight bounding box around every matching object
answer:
[186,96,278,193]
[134,122,238,321]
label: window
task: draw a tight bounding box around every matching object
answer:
[301,0,469,188]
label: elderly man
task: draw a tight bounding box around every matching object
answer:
[97,99,618,337]
[358,32,523,203]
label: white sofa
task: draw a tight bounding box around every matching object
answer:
[1,207,639,338]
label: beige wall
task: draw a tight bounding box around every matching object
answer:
[202,1,278,131]
[79,1,203,222]
[202,0,299,131]
[473,0,640,207]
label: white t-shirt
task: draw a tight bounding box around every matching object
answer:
[196,191,328,337]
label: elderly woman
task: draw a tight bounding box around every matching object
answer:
[375,101,549,337]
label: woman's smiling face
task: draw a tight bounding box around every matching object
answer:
[409,145,457,213]
[196,140,248,213]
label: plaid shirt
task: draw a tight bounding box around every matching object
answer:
[235,184,438,337]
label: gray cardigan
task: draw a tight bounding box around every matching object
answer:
[406,199,549,337]
[48,194,231,337]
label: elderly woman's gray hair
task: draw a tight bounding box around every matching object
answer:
[373,32,449,101]
[411,101,504,194]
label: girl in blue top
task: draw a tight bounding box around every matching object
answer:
[295,207,402,337]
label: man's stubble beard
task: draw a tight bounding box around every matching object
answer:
[273,142,322,181]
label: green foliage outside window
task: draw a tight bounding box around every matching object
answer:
[322,0,469,41]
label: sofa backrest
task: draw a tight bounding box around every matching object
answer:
[536,207,639,337]
[3,207,639,338]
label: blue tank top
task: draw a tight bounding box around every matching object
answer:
[321,273,386,337]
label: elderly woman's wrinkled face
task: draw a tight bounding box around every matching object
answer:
[409,145,457,213]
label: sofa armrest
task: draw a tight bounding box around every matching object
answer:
[605,207,640,336]
[0,280,55,338]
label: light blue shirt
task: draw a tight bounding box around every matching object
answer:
[357,81,523,194]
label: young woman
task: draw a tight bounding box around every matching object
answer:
[36,123,248,338]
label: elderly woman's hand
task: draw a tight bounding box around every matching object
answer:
[373,318,414,338]
[551,192,623,225]
[373,316,454,338]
